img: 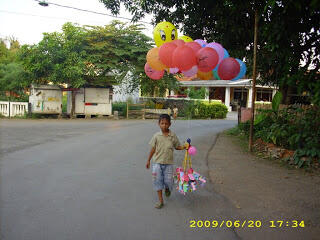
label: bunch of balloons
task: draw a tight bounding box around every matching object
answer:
[145,21,247,81]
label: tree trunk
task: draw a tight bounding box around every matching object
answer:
[280,84,290,104]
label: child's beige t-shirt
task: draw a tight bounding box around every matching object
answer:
[149,131,180,164]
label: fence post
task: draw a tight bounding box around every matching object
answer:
[28,102,32,117]
[142,103,145,120]
[126,101,129,119]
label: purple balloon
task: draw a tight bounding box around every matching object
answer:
[169,67,179,74]
[206,42,224,64]
[194,39,207,47]
[182,65,198,77]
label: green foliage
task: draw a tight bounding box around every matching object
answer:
[181,101,228,119]
[187,87,207,99]
[112,102,127,116]
[0,62,30,92]
[140,72,179,97]
[100,0,320,104]
[144,99,155,109]
[18,21,155,92]
[0,39,30,94]
[247,106,320,168]
[271,91,282,112]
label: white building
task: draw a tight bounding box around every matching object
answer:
[172,79,278,111]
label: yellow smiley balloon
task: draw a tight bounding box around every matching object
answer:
[178,35,193,42]
[153,21,177,47]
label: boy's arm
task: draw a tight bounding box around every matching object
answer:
[146,147,155,169]
[175,142,189,150]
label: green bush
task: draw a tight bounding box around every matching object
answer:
[196,101,228,119]
[0,92,29,102]
[241,106,320,168]
[181,100,228,119]
[112,102,127,116]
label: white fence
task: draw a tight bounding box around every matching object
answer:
[0,101,28,117]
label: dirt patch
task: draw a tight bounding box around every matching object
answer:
[208,133,320,240]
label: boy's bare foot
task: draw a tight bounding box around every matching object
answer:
[154,202,164,209]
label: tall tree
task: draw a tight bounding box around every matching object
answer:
[19,21,155,92]
[100,0,320,104]
[0,38,29,97]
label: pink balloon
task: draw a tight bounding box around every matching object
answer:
[206,42,224,64]
[218,57,240,80]
[188,146,197,156]
[144,63,164,80]
[182,65,198,77]
[185,41,202,54]
[159,42,177,68]
[194,39,207,47]
[169,67,179,74]
[172,39,185,47]
[196,47,219,72]
[172,46,197,71]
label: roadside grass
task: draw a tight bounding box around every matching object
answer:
[225,127,249,152]
[225,126,315,172]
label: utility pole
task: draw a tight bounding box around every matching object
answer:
[249,8,258,152]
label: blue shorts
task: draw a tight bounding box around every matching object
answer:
[152,163,174,191]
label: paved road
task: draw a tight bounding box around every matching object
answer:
[0,118,237,240]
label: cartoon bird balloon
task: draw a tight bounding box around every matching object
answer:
[153,21,177,47]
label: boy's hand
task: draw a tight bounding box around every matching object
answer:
[146,160,150,169]
[184,142,190,150]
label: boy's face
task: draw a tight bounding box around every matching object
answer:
[159,118,171,132]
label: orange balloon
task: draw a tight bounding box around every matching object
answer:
[146,47,167,71]
[197,70,213,80]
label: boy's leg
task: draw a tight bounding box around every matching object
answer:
[157,190,163,204]
[152,164,164,208]
[163,164,173,197]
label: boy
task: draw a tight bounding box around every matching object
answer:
[146,114,186,209]
[173,105,178,121]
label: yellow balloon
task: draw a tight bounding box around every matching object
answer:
[197,70,213,80]
[146,47,167,71]
[153,21,177,47]
[178,35,193,42]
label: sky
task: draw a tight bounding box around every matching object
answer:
[0,0,154,45]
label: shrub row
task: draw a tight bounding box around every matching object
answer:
[239,106,320,168]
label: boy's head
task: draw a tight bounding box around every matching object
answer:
[158,114,171,132]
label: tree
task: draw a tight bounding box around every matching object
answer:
[84,21,154,93]
[19,21,154,90]
[19,21,156,114]
[0,38,30,99]
[100,0,320,104]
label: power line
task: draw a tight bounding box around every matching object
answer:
[34,0,152,25]
[0,9,116,25]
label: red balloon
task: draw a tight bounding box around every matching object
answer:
[218,57,240,80]
[172,39,185,47]
[196,47,219,72]
[159,42,177,68]
[144,63,164,80]
[172,46,197,71]
[185,41,202,54]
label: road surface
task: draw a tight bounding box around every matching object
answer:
[0,118,237,240]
